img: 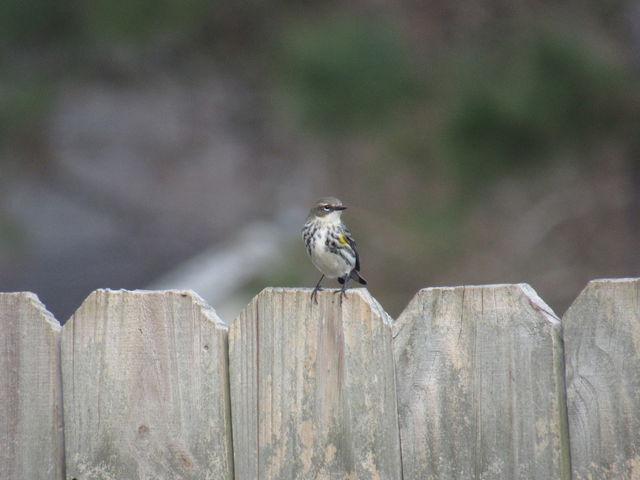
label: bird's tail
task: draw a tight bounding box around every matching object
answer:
[350,270,367,285]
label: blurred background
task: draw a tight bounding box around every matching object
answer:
[1,0,639,323]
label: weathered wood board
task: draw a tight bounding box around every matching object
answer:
[564,278,640,480]
[0,292,63,480]
[393,284,571,479]
[61,289,233,480]
[229,287,402,480]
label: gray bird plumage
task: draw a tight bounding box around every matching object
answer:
[302,197,366,303]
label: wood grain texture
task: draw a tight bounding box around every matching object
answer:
[0,292,64,480]
[61,289,233,480]
[229,287,402,480]
[393,284,570,480]
[564,278,640,480]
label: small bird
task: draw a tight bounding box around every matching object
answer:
[302,197,367,303]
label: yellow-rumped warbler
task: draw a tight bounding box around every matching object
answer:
[302,197,367,303]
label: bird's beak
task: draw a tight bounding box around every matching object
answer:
[334,205,347,211]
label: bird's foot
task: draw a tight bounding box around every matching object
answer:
[311,286,323,304]
[332,288,348,305]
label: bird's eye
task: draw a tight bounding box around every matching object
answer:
[323,205,331,211]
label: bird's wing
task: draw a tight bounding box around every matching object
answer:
[339,228,360,272]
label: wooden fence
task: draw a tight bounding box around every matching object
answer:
[0,279,639,480]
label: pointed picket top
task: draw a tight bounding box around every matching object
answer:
[393,283,570,480]
[229,287,402,480]
[393,282,560,336]
[564,278,640,480]
[0,292,64,480]
[62,289,233,480]
[0,291,61,331]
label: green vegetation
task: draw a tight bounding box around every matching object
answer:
[0,0,217,45]
[2,2,638,188]
[0,0,76,45]
[275,14,423,135]
[0,75,54,145]
[440,28,633,188]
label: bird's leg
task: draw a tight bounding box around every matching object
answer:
[311,274,324,304]
[334,275,350,304]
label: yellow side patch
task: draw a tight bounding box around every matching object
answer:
[338,233,348,246]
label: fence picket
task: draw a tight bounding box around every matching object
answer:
[392,284,571,479]
[564,278,640,480]
[61,289,233,480]
[0,292,63,480]
[229,287,402,480]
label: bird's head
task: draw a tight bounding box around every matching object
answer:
[309,197,347,220]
